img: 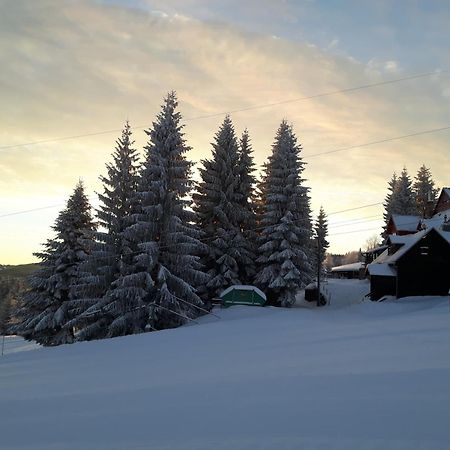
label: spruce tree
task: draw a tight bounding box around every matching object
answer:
[314,206,329,266]
[14,181,96,346]
[68,122,140,341]
[382,172,398,238]
[123,91,208,331]
[236,129,258,283]
[413,164,439,218]
[193,116,250,296]
[382,168,418,238]
[255,120,313,307]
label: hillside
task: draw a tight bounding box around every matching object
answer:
[1,280,450,450]
[0,262,38,279]
[0,263,38,332]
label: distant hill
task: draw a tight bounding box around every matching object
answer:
[0,263,39,334]
[0,263,39,279]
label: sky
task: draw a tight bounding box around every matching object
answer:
[1,0,450,264]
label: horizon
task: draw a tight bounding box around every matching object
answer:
[1,0,449,264]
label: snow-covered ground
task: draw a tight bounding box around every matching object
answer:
[1,280,450,450]
[0,334,40,356]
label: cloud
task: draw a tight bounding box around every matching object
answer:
[1,0,450,262]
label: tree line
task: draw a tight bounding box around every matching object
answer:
[382,165,439,238]
[12,92,329,346]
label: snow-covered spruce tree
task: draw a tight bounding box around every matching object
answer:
[122,91,208,331]
[193,116,251,297]
[382,168,418,238]
[67,122,140,341]
[255,120,313,307]
[382,171,398,237]
[413,164,439,218]
[14,181,96,346]
[314,206,329,266]
[236,129,258,283]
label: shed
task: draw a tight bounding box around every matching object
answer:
[220,285,267,307]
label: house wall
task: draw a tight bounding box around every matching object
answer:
[370,275,396,301]
[396,231,450,298]
[434,191,450,215]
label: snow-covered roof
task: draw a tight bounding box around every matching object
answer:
[367,263,396,277]
[331,262,364,272]
[375,227,450,270]
[363,245,388,254]
[423,208,450,228]
[369,227,446,273]
[386,228,428,263]
[370,248,390,264]
[220,285,267,301]
[388,234,415,245]
[391,214,421,232]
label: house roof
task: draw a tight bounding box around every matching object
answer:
[367,263,397,277]
[363,245,388,255]
[390,214,421,232]
[331,262,364,272]
[384,227,450,264]
[387,235,415,245]
[423,208,450,228]
[370,248,391,264]
[385,228,428,263]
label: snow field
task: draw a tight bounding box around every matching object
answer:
[1,280,450,450]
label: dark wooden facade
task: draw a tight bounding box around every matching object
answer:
[433,188,450,216]
[370,228,450,300]
[370,275,396,300]
[396,229,450,298]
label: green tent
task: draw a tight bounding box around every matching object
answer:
[220,285,267,307]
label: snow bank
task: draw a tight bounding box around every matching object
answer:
[1,281,450,450]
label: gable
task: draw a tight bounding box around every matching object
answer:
[394,228,450,264]
[433,188,450,215]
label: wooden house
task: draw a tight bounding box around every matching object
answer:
[368,226,450,300]
[432,188,450,216]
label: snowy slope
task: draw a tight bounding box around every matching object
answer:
[1,280,450,450]
[0,335,40,356]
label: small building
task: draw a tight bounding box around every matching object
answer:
[220,285,267,307]
[368,226,450,300]
[330,261,365,279]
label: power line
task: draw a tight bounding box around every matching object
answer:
[1,68,448,151]
[1,119,448,221]
[304,124,450,159]
[328,202,381,216]
[0,204,64,218]
[328,215,381,229]
[329,217,424,237]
